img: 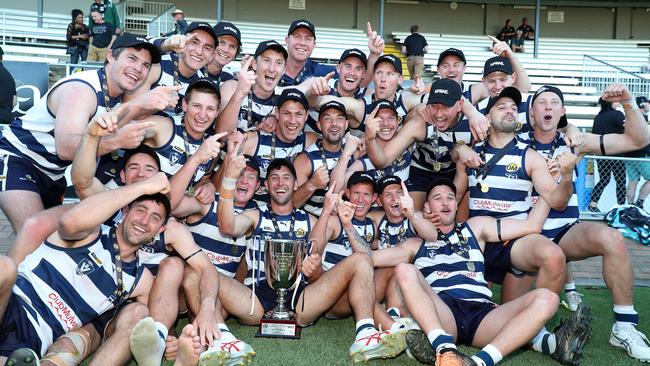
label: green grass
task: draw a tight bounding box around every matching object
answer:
[92,285,650,365]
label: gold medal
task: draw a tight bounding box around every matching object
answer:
[433,161,441,172]
[480,181,489,193]
[187,185,195,196]
[467,261,475,272]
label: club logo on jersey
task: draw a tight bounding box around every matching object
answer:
[295,228,306,238]
[365,232,373,242]
[515,121,523,131]
[169,151,182,166]
[76,258,96,276]
[505,163,520,173]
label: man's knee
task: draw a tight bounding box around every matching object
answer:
[530,288,559,318]
[601,227,629,260]
[115,303,149,331]
[157,256,185,282]
[348,252,373,271]
[394,263,417,287]
[535,241,566,273]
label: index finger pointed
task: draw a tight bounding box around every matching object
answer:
[328,181,337,194]
[366,22,373,36]
[401,180,409,194]
[487,35,498,43]
[369,104,380,119]
[325,71,335,81]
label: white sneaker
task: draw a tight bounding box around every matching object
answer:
[391,316,420,331]
[349,328,407,363]
[610,324,650,362]
[198,336,256,366]
[562,291,583,312]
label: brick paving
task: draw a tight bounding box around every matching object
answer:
[0,211,649,286]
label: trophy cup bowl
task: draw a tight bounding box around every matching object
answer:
[257,238,305,338]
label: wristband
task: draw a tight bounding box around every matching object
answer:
[222,177,237,190]
[219,197,233,202]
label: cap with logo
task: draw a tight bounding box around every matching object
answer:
[111,33,161,63]
[254,40,288,59]
[426,178,457,197]
[213,21,241,47]
[374,54,402,75]
[427,78,462,107]
[339,48,367,67]
[243,154,260,176]
[277,88,309,110]
[171,9,184,15]
[373,99,398,115]
[437,48,466,66]
[485,86,522,113]
[319,100,347,115]
[531,85,568,128]
[186,21,218,43]
[288,19,316,38]
[483,56,513,77]
[375,175,402,194]
[347,171,375,189]
[186,78,220,98]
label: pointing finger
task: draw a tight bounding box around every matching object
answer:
[328,181,337,195]
[325,71,335,81]
[401,180,409,195]
[369,104,380,119]
[487,35,498,43]
[366,22,373,37]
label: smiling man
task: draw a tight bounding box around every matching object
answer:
[205,21,241,83]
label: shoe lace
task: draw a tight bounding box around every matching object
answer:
[565,291,583,304]
[620,328,650,348]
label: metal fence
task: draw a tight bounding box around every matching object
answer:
[0,9,68,46]
[578,155,650,218]
[114,0,174,35]
[582,55,650,97]
[147,6,175,37]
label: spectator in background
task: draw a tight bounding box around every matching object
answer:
[517,16,535,39]
[89,0,121,34]
[163,9,188,37]
[66,9,90,64]
[87,10,116,62]
[497,19,516,46]
[511,30,525,53]
[589,97,628,212]
[626,96,650,210]
[0,46,17,124]
[401,24,428,80]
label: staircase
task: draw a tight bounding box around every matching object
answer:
[383,44,410,79]
[114,0,174,35]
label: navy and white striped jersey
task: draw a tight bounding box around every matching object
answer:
[0,69,116,180]
[413,223,493,303]
[236,91,278,132]
[302,141,352,217]
[245,207,311,286]
[187,195,260,278]
[156,54,205,115]
[356,91,423,133]
[478,93,533,134]
[13,225,144,355]
[517,131,579,240]
[253,131,307,197]
[376,215,417,249]
[305,78,366,134]
[322,217,376,271]
[411,117,472,175]
[468,140,533,219]
[359,148,411,181]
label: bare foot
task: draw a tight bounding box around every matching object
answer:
[174,324,203,366]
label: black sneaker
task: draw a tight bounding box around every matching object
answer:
[406,329,436,365]
[6,348,40,366]
[436,348,477,366]
[587,203,600,213]
[551,302,593,365]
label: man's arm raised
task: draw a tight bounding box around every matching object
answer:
[399,181,439,242]
[530,150,576,211]
[215,57,256,133]
[366,106,423,168]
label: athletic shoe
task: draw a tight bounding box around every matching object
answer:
[551,302,592,365]
[6,348,40,366]
[349,328,407,363]
[610,324,650,362]
[392,316,421,330]
[436,348,477,366]
[587,203,600,213]
[562,291,584,312]
[198,337,256,366]
[405,329,436,365]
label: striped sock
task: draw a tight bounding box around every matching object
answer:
[472,344,502,366]
[531,327,556,354]
[355,319,377,340]
[427,329,456,353]
[387,307,401,318]
[564,281,576,293]
[613,305,639,328]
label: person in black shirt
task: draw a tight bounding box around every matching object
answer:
[87,10,116,62]
[589,97,627,211]
[66,9,90,64]
[517,17,535,40]
[0,47,16,124]
[401,25,427,80]
[497,19,516,46]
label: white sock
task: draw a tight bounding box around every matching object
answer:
[355,319,377,340]
[427,329,456,353]
[564,281,576,292]
[531,327,556,354]
[613,305,638,329]
[129,317,166,366]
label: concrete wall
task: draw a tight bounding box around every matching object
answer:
[3,0,88,15]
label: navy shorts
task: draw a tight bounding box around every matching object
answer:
[0,152,66,208]
[483,238,523,284]
[552,222,579,245]
[439,292,496,346]
[250,281,306,313]
[0,294,42,357]
[407,165,455,192]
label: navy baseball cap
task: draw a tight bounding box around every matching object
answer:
[427,78,462,107]
[319,100,346,115]
[373,99,398,115]
[186,21,218,43]
[254,40,288,59]
[288,19,316,38]
[437,48,466,66]
[532,85,568,128]
[214,22,241,47]
[483,56,513,77]
[277,88,308,110]
[374,54,402,75]
[347,171,375,189]
[485,86,522,113]
[339,48,367,67]
[426,178,457,196]
[111,33,161,63]
[186,78,220,99]
[243,154,260,176]
[376,175,402,194]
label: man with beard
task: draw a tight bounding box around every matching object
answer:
[371,178,590,366]
[517,84,650,362]
[205,22,241,83]
[0,173,171,365]
[0,33,175,234]
[217,155,406,362]
[216,40,287,132]
[293,101,360,216]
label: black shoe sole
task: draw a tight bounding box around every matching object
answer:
[406,330,436,365]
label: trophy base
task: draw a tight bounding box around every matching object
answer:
[256,318,301,339]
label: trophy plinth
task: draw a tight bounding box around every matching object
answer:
[256,239,305,339]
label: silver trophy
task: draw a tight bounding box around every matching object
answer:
[257,238,306,338]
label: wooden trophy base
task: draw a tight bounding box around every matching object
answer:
[256,317,301,339]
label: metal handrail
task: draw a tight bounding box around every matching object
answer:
[147,5,175,37]
[584,55,649,81]
[114,0,174,34]
[582,54,650,96]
